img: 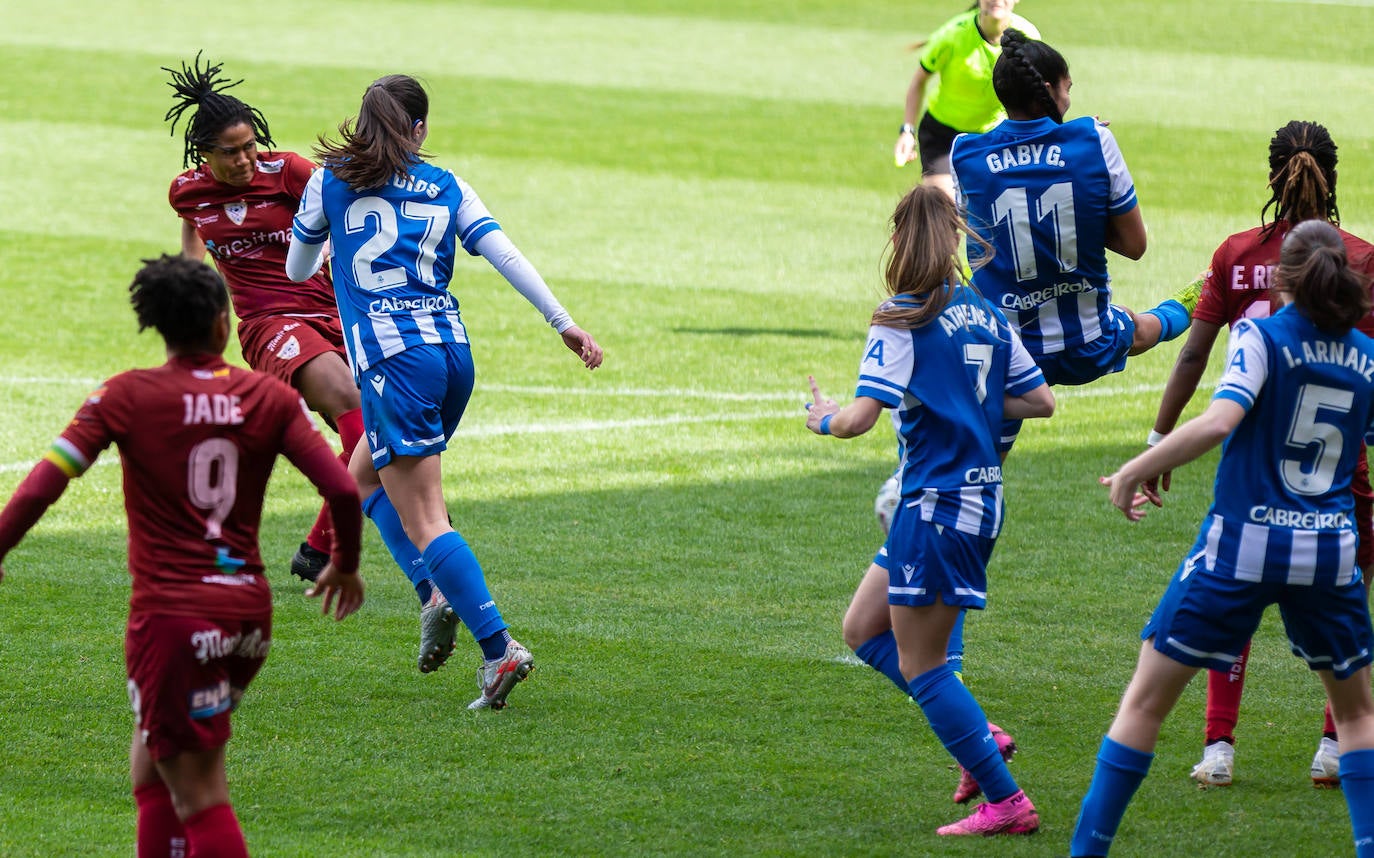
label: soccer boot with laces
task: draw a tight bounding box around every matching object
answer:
[418,592,459,673]
[467,640,534,711]
[936,790,1039,836]
[1190,740,1235,788]
[1311,737,1341,788]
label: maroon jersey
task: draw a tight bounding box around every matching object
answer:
[53,354,337,618]
[169,152,336,321]
[1195,223,1374,335]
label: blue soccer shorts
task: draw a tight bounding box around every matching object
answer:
[1142,543,1374,680]
[884,511,995,610]
[359,342,475,469]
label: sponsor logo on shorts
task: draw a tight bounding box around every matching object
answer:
[265,322,302,355]
[370,374,386,396]
[190,626,271,663]
[188,679,233,719]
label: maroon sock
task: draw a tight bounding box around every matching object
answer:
[135,782,187,858]
[306,408,364,553]
[183,804,248,858]
[1205,639,1250,744]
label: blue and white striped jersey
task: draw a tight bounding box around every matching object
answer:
[1199,306,1374,585]
[856,286,1044,538]
[950,116,1137,362]
[292,161,501,379]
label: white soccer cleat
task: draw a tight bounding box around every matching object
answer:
[467,640,534,711]
[1311,737,1341,788]
[1190,740,1235,788]
[874,475,901,535]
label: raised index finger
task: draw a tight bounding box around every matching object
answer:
[808,375,823,405]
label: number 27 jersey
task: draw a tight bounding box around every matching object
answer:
[292,161,503,378]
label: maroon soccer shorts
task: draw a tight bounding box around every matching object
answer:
[237,313,346,387]
[125,613,271,761]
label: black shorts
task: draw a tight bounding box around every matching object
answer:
[918,112,961,177]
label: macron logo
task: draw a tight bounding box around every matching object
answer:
[901,564,916,584]
[370,374,386,396]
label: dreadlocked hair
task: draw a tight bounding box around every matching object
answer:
[1275,220,1368,335]
[129,254,229,350]
[872,185,994,330]
[1259,120,1340,240]
[162,51,274,169]
[992,29,1067,123]
[314,74,429,191]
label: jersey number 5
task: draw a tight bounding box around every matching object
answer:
[1282,383,1353,496]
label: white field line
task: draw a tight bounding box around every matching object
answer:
[0,378,1166,473]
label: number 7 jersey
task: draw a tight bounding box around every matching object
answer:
[292,161,503,379]
[950,116,1138,362]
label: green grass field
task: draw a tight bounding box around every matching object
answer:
[4,1,1374,855]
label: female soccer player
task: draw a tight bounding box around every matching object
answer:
[163,58,361,576]
[1146,121,1374,788]
[894,0,1039,198]
[163,55,455,673]
[0,255,363,858]
[1071,220,1374,857]
[949,29,1193,440]
[806,185,1053,836]
[287,74,603,711]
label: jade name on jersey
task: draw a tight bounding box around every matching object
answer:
[855,287,1044,539]
[292,162,502,378]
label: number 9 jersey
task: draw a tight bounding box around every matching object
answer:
[291,162,503,380]
[950,116,1138,366]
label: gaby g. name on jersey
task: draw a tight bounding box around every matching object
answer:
[984,143,1067,173]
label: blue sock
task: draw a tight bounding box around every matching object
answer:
[854,632,908,697]
[421,530,506,647]
[1069,736,1154,857]
[909,664,1017,802]
[362,489,433,605]
[1340,748,1374,857]
[1144,299,1191,343]
[947,609,966,679]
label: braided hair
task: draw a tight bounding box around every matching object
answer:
[163,52,274,169]
[1259,120,1340,240]
[129,254,230,350]
[992,29,1068,123]
[314,75,429,191]
[1275,219,1368,334]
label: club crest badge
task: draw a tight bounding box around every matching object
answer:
[225,202,247,225]
[277,336,301,360]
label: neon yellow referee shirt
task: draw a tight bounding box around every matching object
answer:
[918,11,1040,133]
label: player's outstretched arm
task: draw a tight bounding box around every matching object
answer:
[1144,318,1223,496]
[804,377,883,439]
[1103,398,1244,521]
[0,460,75,584]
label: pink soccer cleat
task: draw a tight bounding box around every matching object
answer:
[953,722,1018,804]
[937,790,1039,837]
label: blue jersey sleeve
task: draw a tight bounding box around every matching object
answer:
[855,324,914,407]
[1213,319,1268,409]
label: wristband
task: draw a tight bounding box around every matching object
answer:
[1147,430,1168,447]
[899,123,915,135]
[819,414,834,436]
